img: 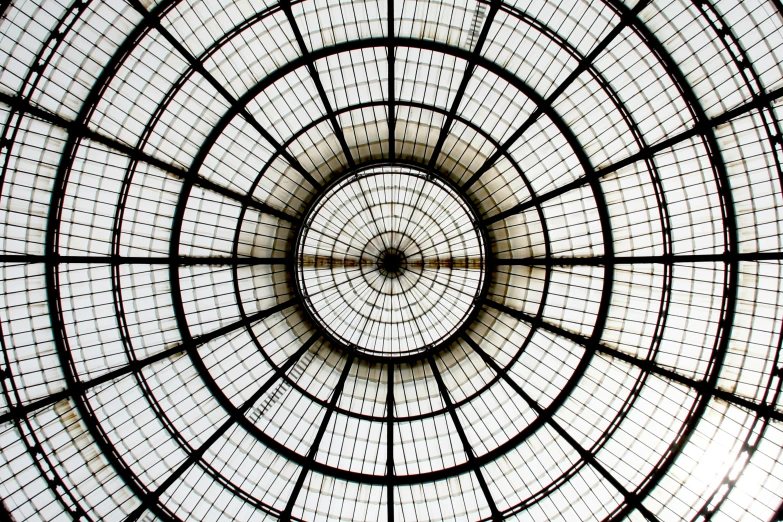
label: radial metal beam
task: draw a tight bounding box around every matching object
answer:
[483,299,783,424]
[773,498,783,522]
[124,0,322,190]
[460,0,653,192]
[426,352,501,521]
[0,254,291,265]
[387,0,396,160]
[386,363,395,522]
[0,299,297,426]
[0,503,14,522]
[600,83,783,180]
[492,251,783,266]
[280,351,356,521]
[0,91,301,225]
[462,335,660,522]
[280,0,356,168]
[124,332,319,522]
[483,84,783,226]
[427,1,499,169]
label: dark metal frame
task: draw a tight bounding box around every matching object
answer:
[0,0,781,520]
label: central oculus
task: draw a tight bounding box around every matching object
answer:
[294,165,487,358]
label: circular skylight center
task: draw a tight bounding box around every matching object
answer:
[377,248,406,277]
[295,166,486,357]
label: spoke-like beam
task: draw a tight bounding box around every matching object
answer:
[0,299,298,426]
[483,299,783,423]
[492,251,783,266]
[460,105,541,193]
[773,498,783,522]
[280,0,355,168]
[0,503,14,522]
[462,335,660,522]
[280,351,356,521]
[483,84,783,226]
[386,363,395,522]
[0,91,301,225]
[125,332,319,522]
[427,1,499,169]
[124,0,322,190]
[387,0,395,160]
[0,254,291,265]
[426,352,501,521]
[600,83,783,179]
[461,0,653,192]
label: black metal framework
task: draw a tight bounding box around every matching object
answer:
[0,0,781,521]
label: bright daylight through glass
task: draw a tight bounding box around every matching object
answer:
[0,0,782,521]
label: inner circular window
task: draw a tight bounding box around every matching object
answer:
[294,165,487,357]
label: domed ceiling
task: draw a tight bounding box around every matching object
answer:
[0,0,783,520]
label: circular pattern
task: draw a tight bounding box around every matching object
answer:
[0,1,782,522]
[295,166,486,358]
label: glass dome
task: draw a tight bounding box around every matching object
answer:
[295,164,487,358]
[0,0,782,521]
